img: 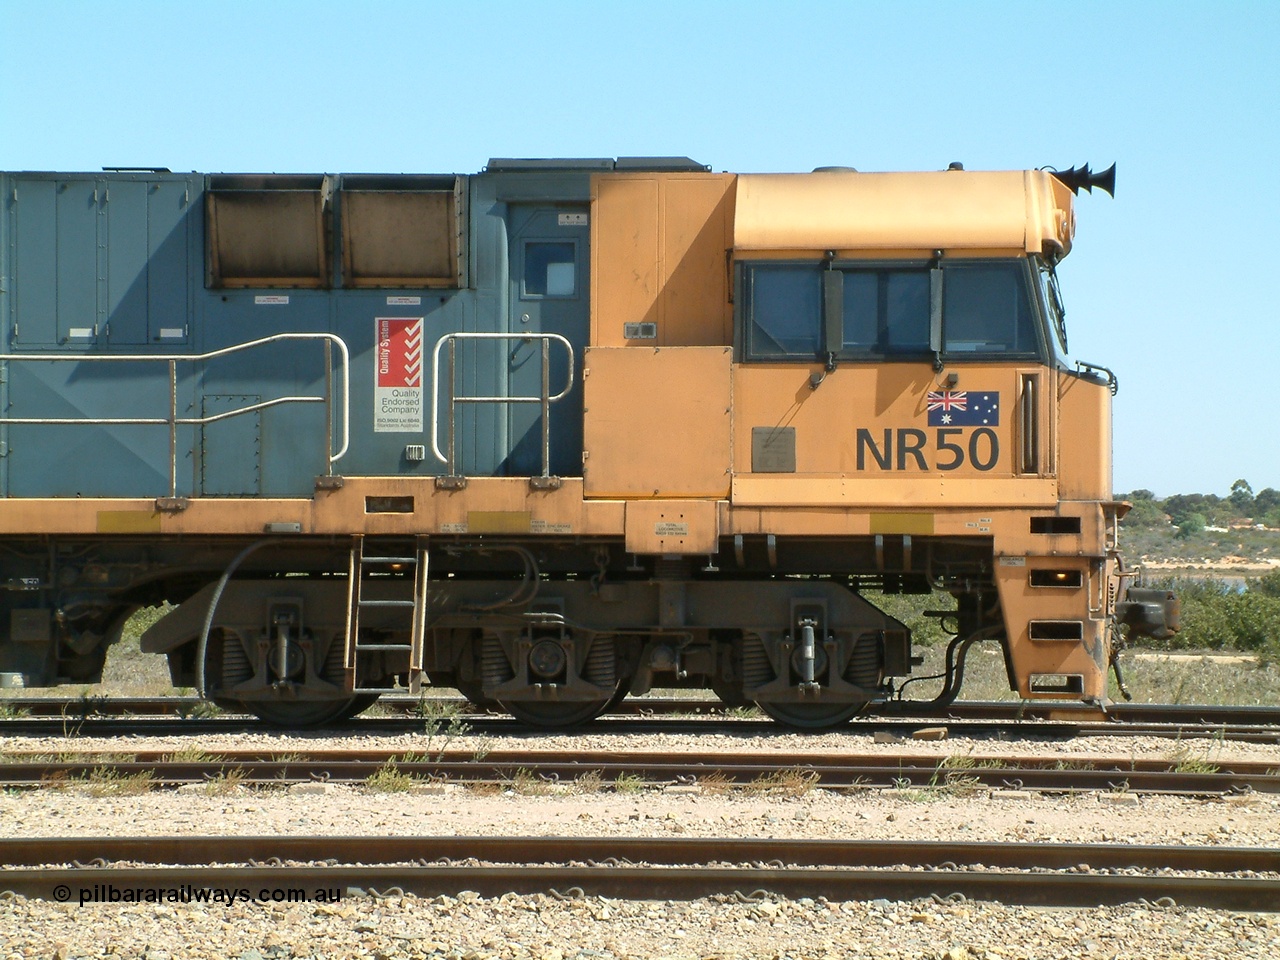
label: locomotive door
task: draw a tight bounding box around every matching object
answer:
[505,205,589,477]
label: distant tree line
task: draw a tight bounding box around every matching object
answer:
[1115,481,1280,656]
[1120,480,1280,538]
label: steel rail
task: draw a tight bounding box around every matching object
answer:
[7,695,1280,727]
[2,711,1277,744]
[3,749,1277,794]
[1,836,1276,910]
[5,745,1279,773]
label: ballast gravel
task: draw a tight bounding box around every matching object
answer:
[2,725,1278,959]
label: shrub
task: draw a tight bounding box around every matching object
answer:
[1149,577,1280,661]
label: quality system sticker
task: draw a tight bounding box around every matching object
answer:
[374,317,424,433]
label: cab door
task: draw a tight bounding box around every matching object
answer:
[505,205,589,477]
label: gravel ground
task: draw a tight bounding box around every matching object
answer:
[2,892,1277,960]
[2,727,1279,959]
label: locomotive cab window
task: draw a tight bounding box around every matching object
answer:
[522,241,577,298]
[941,262,1039,356]
[747,264,822,356]
[739,258,1045,363]
[841,269,931,355]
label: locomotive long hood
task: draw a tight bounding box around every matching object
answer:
[733,170,1076,256]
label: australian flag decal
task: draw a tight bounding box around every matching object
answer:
[926,391,1000,427]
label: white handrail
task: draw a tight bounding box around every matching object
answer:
[429,332,575,469]
[0,333,351,492]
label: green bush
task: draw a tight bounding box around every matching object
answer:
[1144,577,1280,662]
[1175,513,1207,539]
[1254,569,1280,597]
[866,590,957,647]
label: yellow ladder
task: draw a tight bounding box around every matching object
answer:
[344,535,428,694]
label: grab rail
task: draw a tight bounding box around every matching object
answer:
[431,332,574,484]
[0,333,351,497]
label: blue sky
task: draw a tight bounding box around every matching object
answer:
[2,0,1276,498]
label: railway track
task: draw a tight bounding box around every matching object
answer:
[10,695,1280,724]
[3,697,1279,742]
[2,835,1275,910]
[2,747,1276,795]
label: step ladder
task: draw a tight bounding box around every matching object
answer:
[345,535,429,694]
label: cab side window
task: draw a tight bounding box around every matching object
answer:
[747,264,822,357]
[739,258,1043,362]
[841,270,931,355]
[942,263,1038,355]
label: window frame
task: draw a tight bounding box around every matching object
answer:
[736,256,1049,364]
[519,238,581,301]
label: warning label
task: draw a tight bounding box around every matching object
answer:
[374,317,424,433]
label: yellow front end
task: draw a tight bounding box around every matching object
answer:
[582,164,1124,708]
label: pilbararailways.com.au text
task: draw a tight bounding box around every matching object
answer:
[65,884,344,906]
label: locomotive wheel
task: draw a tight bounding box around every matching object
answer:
[758,700,863,729]
[331,693,382,721]
[237,695,379,727]
[602,684,630,715]
[501,689,619,728]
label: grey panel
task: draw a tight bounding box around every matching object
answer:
[105,180,150,344]
[9,175,193,350]
[196,298,332,496]
[614,157,710,172]
[5,359,178,497]
[752,426,796,473]
[56,180,99,344]
[201,395,261,496]
[146,180,193,344]
[486,158,614,171]
[9,179,58,345]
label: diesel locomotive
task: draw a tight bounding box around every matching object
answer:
[0,157,1177,727]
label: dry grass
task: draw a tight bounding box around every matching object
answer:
[164,747,217,763]
[94,606,175,696]
[1118,654,1280,706]
[363,759,421,794]
[611,772,647,795]
[40,769,71,790]
[744,766,820,798]
[697,771,736,796]
[570,769,604,794]
[938,754,1004,771]
[203,767,248,795]
[506,767,557,796]
[901,640,1280,707]
[83,767,155,797]
[1165,734,1224,774]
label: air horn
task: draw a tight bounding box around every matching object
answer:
[1051,163,1116,197]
